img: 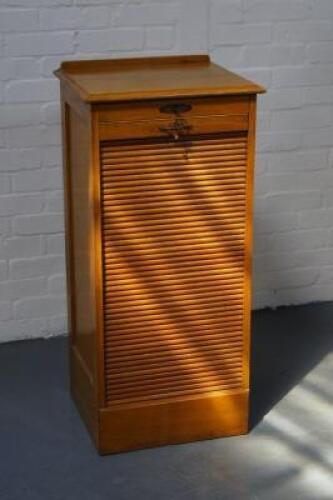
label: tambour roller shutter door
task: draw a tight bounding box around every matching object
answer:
[101,133,249,406]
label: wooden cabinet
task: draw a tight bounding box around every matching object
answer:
[55,55,265,454]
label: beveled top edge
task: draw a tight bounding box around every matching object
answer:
[54,54,266,103]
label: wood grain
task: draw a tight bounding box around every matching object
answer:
[101,134,248,406]
[55,54,264,454]
[54,54,265,103]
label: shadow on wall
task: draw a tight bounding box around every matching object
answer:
[252,206,324,309]
[250,301,333,428]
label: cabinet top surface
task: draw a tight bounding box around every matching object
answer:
[54,55,265,103]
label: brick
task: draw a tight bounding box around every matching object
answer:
[210,0,242,23]
[39,55,64,77]
[236,68,272,88]
[302,128,333,148]
[317,266,333,284]
[258,131,302,153]
[0,301,11,321]
[307,42,333,63]
[254,174,271,196]
[211,46,244,68]
[145,27,174,50]
[274,21,333,42]
[75,0,117,4]
[0,260,7,280]
[329,150,333,168]
[47,315,68,336]
[273,66,333,87]
[0,218,11,237]
[252,234,269,253]
[14,213,64,235]
[176,0,207,52]
[307,0,333,19]
[268,230,326,252]
[0,9,38,32]
[319,168,333,189]
[267,149,328,172]
[1,57,40,79]
[0,104,41,128]
[46,234,65,255]
[260,190,322,213]
[40,7,109,29]
[271,107,332,130]
[255,153,269,174]
[0,130,5,148]
[14,296,66,319]
[254,252,304,272]
[0,174,11,194]
[48,274,66,294]
[255,212,298,234]
[5,79,59,103]
[252,290,274,309]
[0,60,11,81]
[0,318,48,343]
[45,190,64,212]
[77,28,144,52]
[323,189,333,207]
[0,278,45,301]
[3,0,71,6]
[6,32,74,56]
[268,172,321,192]
[303,86,333,104]
[114,3,178,26]
[41,146,62,167]
[13,168,62,192]
[0,193,43,216]
[10,255,64,280]
[244,0,308,21]
[212,23,271,45]
[255,268,318,289]
[298,209,333,229]
[256,111,272,134]
[310,249,333,266]
[0,236,43,259]
[272,285,333,307]
[0,148,42,171]
[241,44,304,67]
[41,102,61,124]
[7,125,61,148]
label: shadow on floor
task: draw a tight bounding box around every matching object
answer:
[0,302,332,500]
[250,301,333,428]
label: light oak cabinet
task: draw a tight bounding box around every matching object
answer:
[55,55,265,454]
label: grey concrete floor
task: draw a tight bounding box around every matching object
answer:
[0,302,332,500]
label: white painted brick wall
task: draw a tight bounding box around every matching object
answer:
[0,0,333,342]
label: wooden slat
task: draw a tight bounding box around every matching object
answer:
[104,312,244,333]
[101,133,248,405]
[106,325,243,345]
[108,382,244,406]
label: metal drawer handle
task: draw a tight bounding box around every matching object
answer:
[159,117,192,140]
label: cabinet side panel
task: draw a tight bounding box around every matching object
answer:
[243,95,257,394]
[61,88,100,447]
[67,105,97,378]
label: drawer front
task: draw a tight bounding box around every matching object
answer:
[98,96,249,140]
[100,132,250,406]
